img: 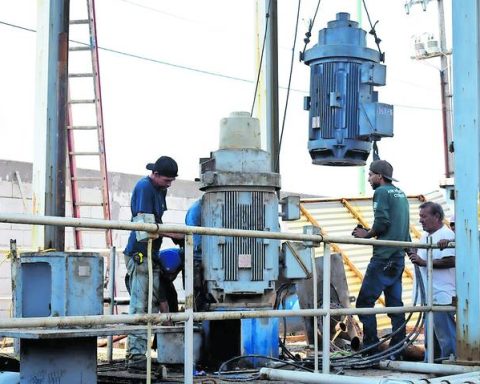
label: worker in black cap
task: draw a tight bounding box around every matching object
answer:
[123,156,184,372]
[352,159,411,359]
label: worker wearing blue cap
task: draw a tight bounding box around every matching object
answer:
[154,247,184,314]
[124,247,183,312]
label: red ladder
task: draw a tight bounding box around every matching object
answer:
[67,0,112,249]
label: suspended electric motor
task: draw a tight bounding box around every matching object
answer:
[302,12,393,166]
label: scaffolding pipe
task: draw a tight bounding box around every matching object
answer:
[146,239,153,383]
[184,234,194,384]
[311,247,319,372]
[426,238,434,364]
[322,244,331,374]
[106,246,116,362]
[259,367,415,384]
[0,305,454,330]
[0,212,440,249]
[414,371,480,384]
[380,361,480,375]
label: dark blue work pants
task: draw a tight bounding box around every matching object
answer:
[356,257,406,350]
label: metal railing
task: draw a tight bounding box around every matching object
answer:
[0,212,455,383]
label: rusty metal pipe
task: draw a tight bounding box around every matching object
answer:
[0,305,455,330]
[0,212,444,250]
[260,367,415,383]
[380,360,479,375]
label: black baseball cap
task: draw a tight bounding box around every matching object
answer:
[146,156,178,177]
[369,160,398,182]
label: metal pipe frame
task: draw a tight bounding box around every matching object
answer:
[0,212,442,250]
[414,371,480,384]
[259,367,414,384]
[146,239,153,383]
[0,212,458,383]
[301,195,425,203]
[311,247,319,372]
[379,360,480,375]
[426,237,434,364]
[184,234,194,384]
[0,304,455,330]
[261,367,480,384]
[106,246,116,362]
[322,243,331,374]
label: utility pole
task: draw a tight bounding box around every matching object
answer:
[32,0,69,250]
[437,0,454,179]
[254,0,279,174]
[265,0,280,174]
[406,0,454,197]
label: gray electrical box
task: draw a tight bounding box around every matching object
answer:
[281,242,312,280]
[280,195,301,221]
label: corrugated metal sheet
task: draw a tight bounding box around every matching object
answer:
[283,190,452,330]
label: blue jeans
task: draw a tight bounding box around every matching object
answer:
[124,255,161,358]
[424,310,456,361]
[356,258,406,349]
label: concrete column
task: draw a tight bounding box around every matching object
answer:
[32,0,69,250]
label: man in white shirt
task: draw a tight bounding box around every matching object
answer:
[408,201,456,361]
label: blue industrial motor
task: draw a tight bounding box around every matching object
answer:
[199,111,281,305]
[199,112,281,367]
[302,12,393,166]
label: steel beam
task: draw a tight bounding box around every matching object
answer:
[265,0,279,172]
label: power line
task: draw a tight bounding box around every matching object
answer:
[0,19,442,112]
[116,0,196,22]
[97,45,254,84]
[1,18,309,92]
[277,0,302,169]
[0,20,35,33]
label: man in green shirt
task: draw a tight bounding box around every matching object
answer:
[352,160,410,358]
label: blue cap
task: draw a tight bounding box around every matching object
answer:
[157,248,183,274]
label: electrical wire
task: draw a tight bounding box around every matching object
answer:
[216,354,313,382]
[361,0,384,62]
[276,0,302,171]
[0,19,443,111]
[0,19,35,33]
[117,0,195,22]
[300,0,322,58]
[250,0,271,117]
[0,20,253,85]
[275,283,301,361]
[288,263,426,369]
[215,262,428,374]
[330,264,427,368]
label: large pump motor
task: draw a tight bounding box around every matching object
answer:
[302,12,393,166]
[199,112,281,305]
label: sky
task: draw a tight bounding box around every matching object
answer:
[0,0,451,197]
